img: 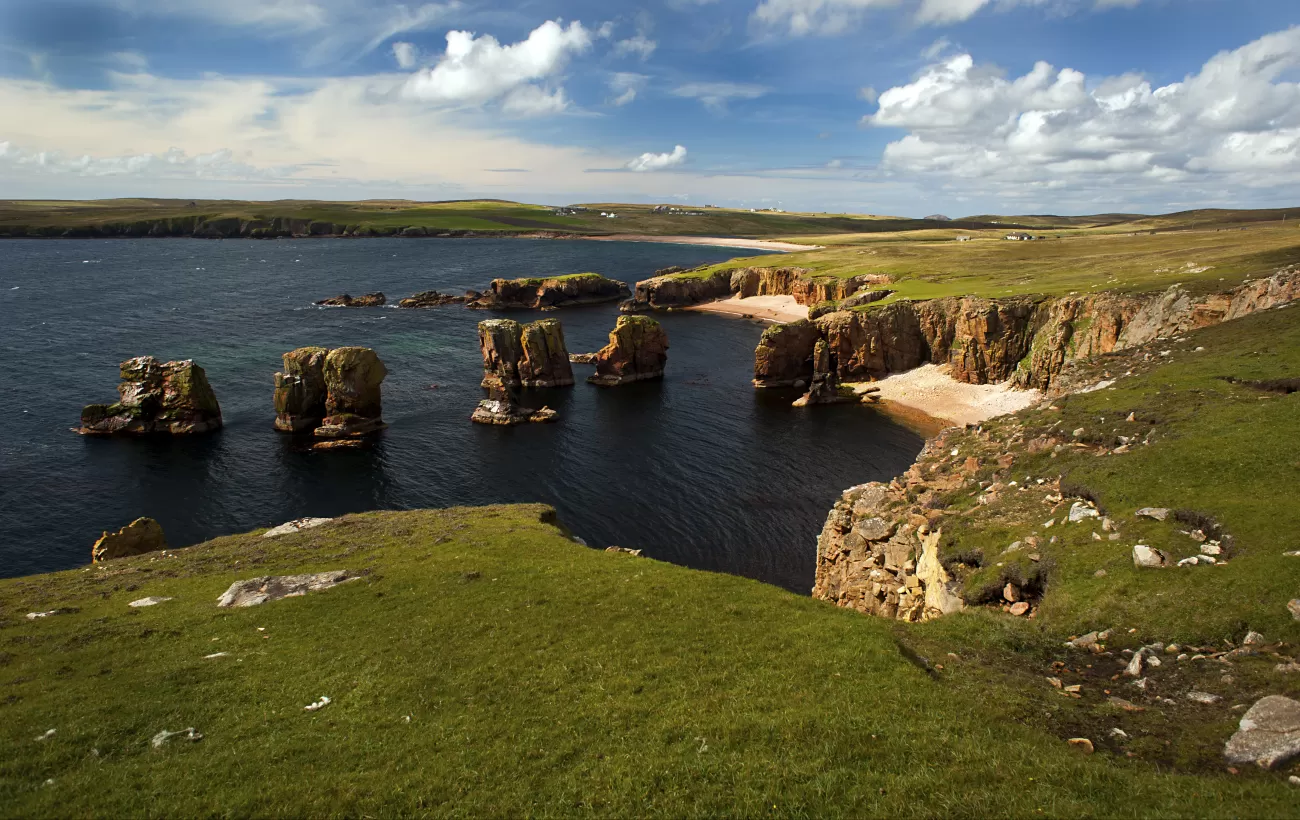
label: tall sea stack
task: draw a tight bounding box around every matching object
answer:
[79,356,222,435]
[273,346,329,432]
[588,316,669,386]
[478,318,575,389]
[315,347,387,438]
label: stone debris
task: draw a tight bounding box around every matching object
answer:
[1110,728,1130,739]
[1009,602,1030,616]
[262,517,333,538]
[1068,502,1100,523]
[605,546,643,556]
[305,696,331,712]
[1132,544,1169,568]
[216,570,361,608]
[1108,697,1145,713]
[1187,691,1222,705]
[204,652,229,660]
[92,517,167,563]
[1289,600,1300,621]
[1244,631,1267,645]
[35,729,56,742]
[1224,696,1300,769]
[1067,738,1094,754]
[1200,541,1223,556]
[151,728,202,749]
[128,596,174,608]
[1136,508,1170,521]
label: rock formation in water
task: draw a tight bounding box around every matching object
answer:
[315,292,386,307]
[397,290,469,308]
[79,357,223,435]
[588,316,669,386]
[273,347,329,432]
[467,274,630,310]
[752,319,820,388]
[792,340,847,406]
[314,347,387,438]
[92,517,167,563]
[624,266,890,312]
[569,353,597,364]
[478,318,575,389]
[470,386,558,425]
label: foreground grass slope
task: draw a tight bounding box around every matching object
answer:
[2,498,1297,816]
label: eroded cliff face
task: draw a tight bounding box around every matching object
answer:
[758,268,1300,392]
[468,275,630,310]
[79,357,222,436]
[625,266,888,312]
[588,315,670,386]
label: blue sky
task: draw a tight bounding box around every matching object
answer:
[0,0,1297,215]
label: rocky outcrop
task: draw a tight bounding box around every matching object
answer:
[0,216,555,240]
[273,347,329,432]
[470,387,558,425]
[588,316,670,386]
[397,290,469,308]
[216,570,362,608]
[91,517,167,563]
[315,347,387,438]
[792,340,846,406]
[79,357,222,436]
[753,319,821,388]
[467,274,630,310]
[315,292,385,307]
[768,268,1300,392]
[1224,696,1300,769]
[478,319,575,389]
[625,266,890,313]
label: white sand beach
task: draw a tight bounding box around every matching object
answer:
[685,294,810,323]
[583,235,819,252]
[849,364,1041,427]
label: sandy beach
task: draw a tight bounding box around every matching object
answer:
[849,364,1041,427]
[684,294,810,323]
[583,234,819,253]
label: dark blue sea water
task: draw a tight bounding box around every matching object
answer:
[0,238,923,592]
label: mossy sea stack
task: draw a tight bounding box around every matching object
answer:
[79,356,222,435]
[273,346,329,432]
[314,347,387,438]
[588,315,669,386]
[478,318,574,389]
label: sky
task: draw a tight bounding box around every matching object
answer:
[0,0,1297,216]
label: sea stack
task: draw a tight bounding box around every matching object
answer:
[467,273,630,310]
[273,346,329,432]
[314,347,388,438]
[470,385,558,425]
[478,318,575,389]
[588,315,669,386]
[752,319,821,388]
[792,339,846,406]
[79,356,222,435]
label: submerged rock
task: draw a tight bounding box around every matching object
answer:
[315,347,387,438]
[315,292,385,307]
[79,356,222,436]
[397,290,467,308]
[92,517,167,563]
[273,346,329,432]
[216,570,362,608]
[467,273,629,310]
[588,315,669,386]
[478,318,575,389]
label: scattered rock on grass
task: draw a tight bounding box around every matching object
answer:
[1224,696,1300,769]
[605,546,643,556]
[305,696,331,712]
[1244,631,1267,645]
[1289,600,1300,621]
[128,596,173,608]
[1067,738,1095,754]
[151,728,202,749]
[1133,544,1169,568]
[1136,508,1171,521]
[1009,602,1030,616]
[216,570,361,608]
[263,517,333,538]
[1068,502,1100,523]
[92,517,167,563]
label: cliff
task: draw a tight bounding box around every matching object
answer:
[755,267,1300,392]
[467,273,630,310]
[624,266,888,312]
[0,215,535,239]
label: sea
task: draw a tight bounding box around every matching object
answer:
[0,237,924,592]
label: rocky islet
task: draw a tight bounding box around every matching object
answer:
[79,356,222,436]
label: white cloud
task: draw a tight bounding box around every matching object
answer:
[0,141,291,179]
[920,37,951,60]
[608,72,647,107]
[402,21,592,115]
[393,42,419,69]
[751,0,900,36]
[865,27,1300,198]
[626,145,687,171]
[613,35,658,60]
[672,82,769,112]
[859,86,878,103]
[751,0,1151,35]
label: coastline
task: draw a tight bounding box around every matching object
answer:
[579,234,818,252]
[683,294,810,323]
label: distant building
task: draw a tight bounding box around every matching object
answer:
[955,236,972,242]
[1005,233,1036,241]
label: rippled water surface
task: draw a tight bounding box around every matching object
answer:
[0,238,924,591]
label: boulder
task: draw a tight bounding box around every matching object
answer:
[588,316,670,386]
[216,570,362,608]
[263,517,333,538]
[1224,696,1300,769]
[478,318,575,388]
[79,357,222,436]
[467,273,629,310]
[273,347,329,432]
[752,319,820,388]
[315,292,385,307]
[470,386,557,425]
[314,347,386,438]
[1136,507,1171,521]
[92,517,167,563]
[1132,544,1169,568]
[397,290,466,308]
